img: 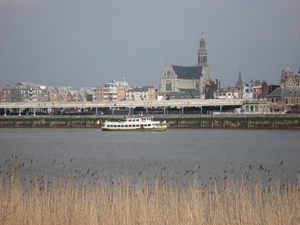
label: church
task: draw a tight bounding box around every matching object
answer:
[159,37,211,97]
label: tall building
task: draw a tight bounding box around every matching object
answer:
[159,36,210,96]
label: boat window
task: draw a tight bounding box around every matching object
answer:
[128,120,131,122]
[118,125,120,127]
[129,125,131,127]
[132,119,135,122]
[148,124,151,126]
[125,125,128,127]
[114,125,117,127]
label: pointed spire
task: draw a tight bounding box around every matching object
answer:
[236,69,243,87]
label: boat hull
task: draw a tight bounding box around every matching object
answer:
[102,124,167,132]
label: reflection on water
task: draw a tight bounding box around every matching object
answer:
[0,128,299,182]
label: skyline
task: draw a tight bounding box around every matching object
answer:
[0,0,299,90]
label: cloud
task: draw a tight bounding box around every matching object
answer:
[0,0,42,6]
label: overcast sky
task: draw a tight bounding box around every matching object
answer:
[0,0,299,90]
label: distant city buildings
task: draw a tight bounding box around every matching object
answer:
[265,68,300,113]
[159,37,219,99]
[2,82,48,102]
[1,35,299,115]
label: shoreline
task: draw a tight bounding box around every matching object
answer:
[0,114,300,129]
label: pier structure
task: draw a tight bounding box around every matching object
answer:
[0,99,244,116]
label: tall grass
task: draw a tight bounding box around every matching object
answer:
[0,159,299,225]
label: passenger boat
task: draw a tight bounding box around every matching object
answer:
[101,116,167,131]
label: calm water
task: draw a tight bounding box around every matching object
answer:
[0,128,299,182]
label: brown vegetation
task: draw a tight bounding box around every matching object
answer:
[0,160,299,225]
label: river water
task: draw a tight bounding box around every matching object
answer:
[0,128,299,182]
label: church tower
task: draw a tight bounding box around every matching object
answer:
[197,35,208,66]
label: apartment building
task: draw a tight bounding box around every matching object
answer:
[96,78,132,101]
[3,82,48,102]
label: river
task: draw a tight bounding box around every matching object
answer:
[0,128,299,182]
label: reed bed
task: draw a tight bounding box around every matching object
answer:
[0,158,299,225]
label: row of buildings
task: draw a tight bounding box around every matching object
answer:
[0,79,157,103]
[1,37,299,113]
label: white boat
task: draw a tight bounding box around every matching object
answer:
[101,116,167,131]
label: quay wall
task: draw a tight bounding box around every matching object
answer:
[0,114,300,129]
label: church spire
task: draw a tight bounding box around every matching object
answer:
[236,69,243,88]
[197,33,207,66]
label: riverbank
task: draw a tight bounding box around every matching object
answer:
[0,114,300,129]
[1,161,299,225]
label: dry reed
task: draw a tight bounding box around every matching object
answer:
[0,159,299,225]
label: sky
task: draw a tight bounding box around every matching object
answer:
[0,0,299,90]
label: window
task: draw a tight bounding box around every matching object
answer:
[166,81,172,92]
[285,98,288,104]
[167,70,170,76]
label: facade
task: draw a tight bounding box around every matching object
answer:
[242,99,271,113]
[159,37,210,95]
[48,86,58,102]
[214,87,241,99]
[126,86,156,101]
[279,68,300,87]
[56,86,73,102]
[96,86,104,101]
[3,82,48,102]
[266,86,300,113]
[241,79,279,100]
[97,78,132,102]
[67,91,78,101]
[77,87,96,101]
[242,80,264,99]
